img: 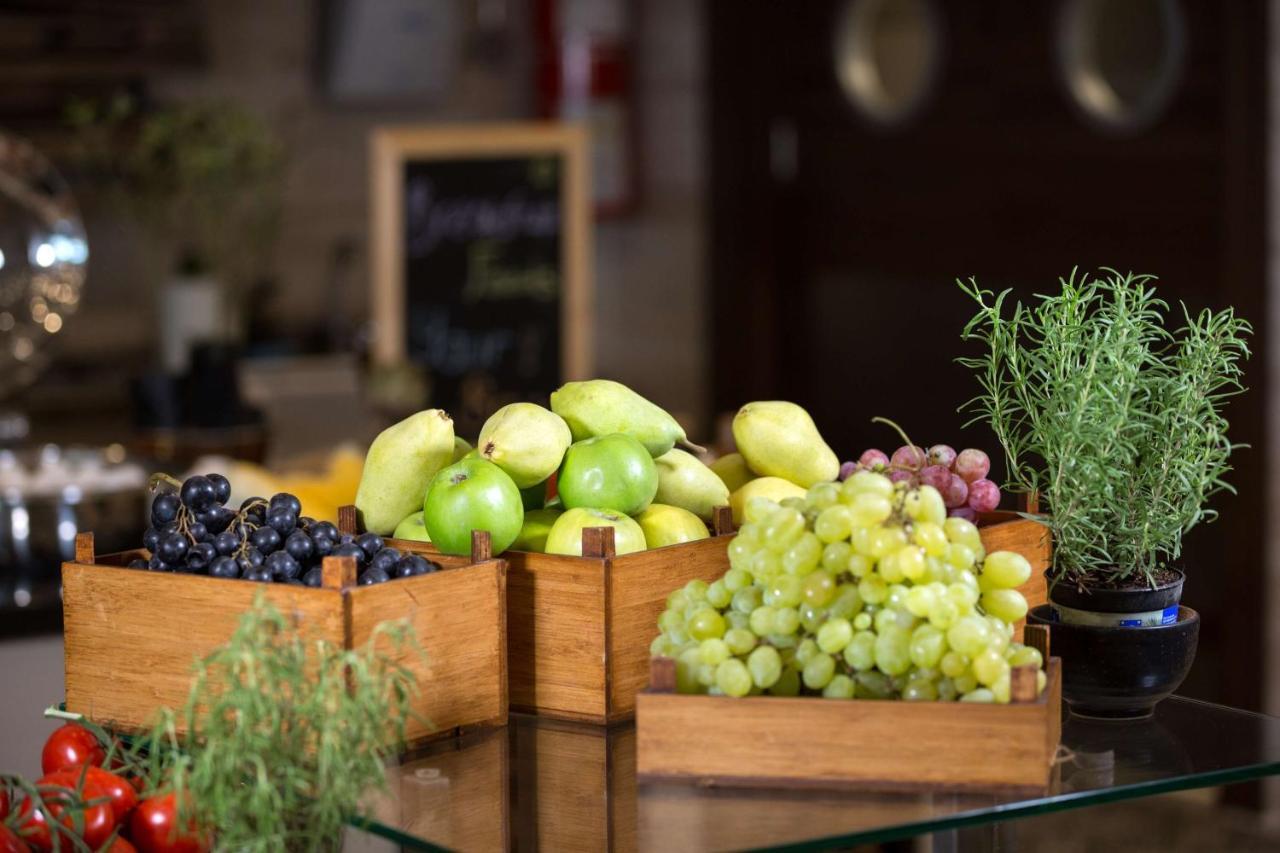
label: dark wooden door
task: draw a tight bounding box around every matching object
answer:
[708,0,1267,770]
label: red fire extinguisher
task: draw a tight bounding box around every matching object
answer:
[535,0,637,217]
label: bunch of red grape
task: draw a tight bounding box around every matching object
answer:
[839,445,1000,521]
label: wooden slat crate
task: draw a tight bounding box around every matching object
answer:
[341,505,736,724]
[62,531,508,746]
[636,625,1062,792]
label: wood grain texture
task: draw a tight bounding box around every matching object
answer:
[63,562,343,735]
[74,532,94,564]
[348,560,508,743]
[636,659,1062,792]
[64,546,508,744]
[606,535,733,721]
[504,551,609,721]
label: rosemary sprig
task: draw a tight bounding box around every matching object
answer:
[135,593,422,851]
[957,269,1251,587]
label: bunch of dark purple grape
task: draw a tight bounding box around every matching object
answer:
[131,474,439,586]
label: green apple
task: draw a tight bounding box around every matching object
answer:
[635,504,709,549]
[511,508,563,552]
[544,507,647,556]
[557,434,657,516]
[423,458,524,556]
[392,510,432,543]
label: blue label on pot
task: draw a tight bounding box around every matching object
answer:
[1052,604,1178,628]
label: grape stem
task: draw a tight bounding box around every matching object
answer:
[148,472,183,494]
[870,417,923,470]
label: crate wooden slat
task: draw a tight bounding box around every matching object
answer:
[62,532,507,745]
[636,625,1062,793]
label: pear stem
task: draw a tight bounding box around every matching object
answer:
[677,438,708,455]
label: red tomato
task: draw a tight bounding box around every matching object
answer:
[107,837,137,853]
[129,794,207,853]
[0,824,28,853]
[42,767,136,825]
[40,724,106,776]
[10,785,115,852]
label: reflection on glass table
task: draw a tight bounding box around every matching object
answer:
[358,697,1280,851]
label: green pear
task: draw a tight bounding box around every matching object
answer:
[452,436,474,463]
[635,504,709,549]
[732,401,838,488]
[393,510,432,543]
[710,452,757,494]
[550,379,703,457]
[511,507,563,552]
[355,409,455,534]
[653,448,730,522]
[478,402,572,488]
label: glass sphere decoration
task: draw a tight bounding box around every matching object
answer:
[0,132,88,397]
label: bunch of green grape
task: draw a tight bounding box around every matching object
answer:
[650,472,1046,703]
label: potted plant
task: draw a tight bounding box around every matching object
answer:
[958,269,1251,718]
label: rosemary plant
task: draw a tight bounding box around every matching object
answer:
[138,594,420,852]
[958,269,1251,587]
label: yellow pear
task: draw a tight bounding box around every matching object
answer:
[478,402,572,488]
[636,504,710,549]
[550,379,703,457]
[355,409,455,535]
[729,477,807,525]
[653,448,730,522]
[732,401,839,488]
[709,452,757,494]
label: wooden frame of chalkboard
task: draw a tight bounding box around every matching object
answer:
[370,123,592,407]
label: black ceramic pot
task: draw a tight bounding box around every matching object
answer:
[1047,569,1185,619]
[1027,604,1199,720]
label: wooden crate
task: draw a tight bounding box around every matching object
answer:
[340,505,736,724]
[636,625,1061,792]
[62,531,508,746]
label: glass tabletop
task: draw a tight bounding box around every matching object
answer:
[355,696,1280,851]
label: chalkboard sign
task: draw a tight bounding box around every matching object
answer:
[371,124,591,435]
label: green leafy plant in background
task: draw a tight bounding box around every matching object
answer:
[957,269,1251,589]
[137,593,420,852]
[65,94,284,297]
